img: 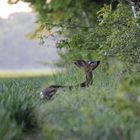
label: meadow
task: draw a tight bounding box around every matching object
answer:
[0,65,140,140]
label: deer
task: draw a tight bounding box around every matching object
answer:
[40,60,100,99]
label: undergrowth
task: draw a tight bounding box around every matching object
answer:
[0,65,140,140]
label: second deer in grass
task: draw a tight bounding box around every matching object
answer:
[40,60,100,99]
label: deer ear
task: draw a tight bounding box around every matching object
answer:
[74,60,87,68]
[88,60,100,70]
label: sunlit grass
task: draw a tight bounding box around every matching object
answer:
[0,69,63,78]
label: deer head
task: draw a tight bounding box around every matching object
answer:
[74,60,100,72]
[74,60,100,86]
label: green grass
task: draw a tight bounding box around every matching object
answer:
[0,66,140,140]
[0,69,62,78]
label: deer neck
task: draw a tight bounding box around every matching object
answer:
[85,71,93,86]
[79,71,93,87]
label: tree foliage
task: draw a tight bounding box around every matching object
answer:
[57,3,140,68]
[9,0,140,68]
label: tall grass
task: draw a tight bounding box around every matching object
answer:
[0,65,140,140]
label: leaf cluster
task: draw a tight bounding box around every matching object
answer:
[57,3,140,69]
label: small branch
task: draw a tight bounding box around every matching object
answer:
[82,11,91,31]
[129,0,137,18]
[67,23,94,29]
[46,22,94,29]
[125,0,139,26]
[8,0,19,4]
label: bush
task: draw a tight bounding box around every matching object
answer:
[57,4,140,69]
[35,67,140,140]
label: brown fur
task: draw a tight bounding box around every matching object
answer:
[40,60,100,99]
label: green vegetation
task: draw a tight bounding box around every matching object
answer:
[57,3,140,68]
[0,65,140,140]
[4,0,140,139]
[9,0,140,67]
